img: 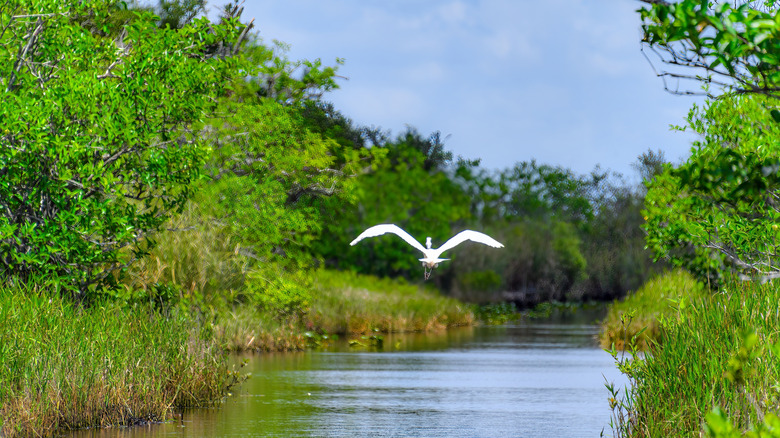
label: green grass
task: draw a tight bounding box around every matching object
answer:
[307,269,474,336]
[8,201,477,435]
[212,305,307,352]
[193,269,475,353]
[608,279,780,437]
[123,201,248,299]
[600,269,706,350]
[0,283,241,438]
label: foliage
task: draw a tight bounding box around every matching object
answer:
[157,0,205,29]
[608,280,780,437]
[460,160,605,228]
[643,95,780,283]
[231,37,343,104]
[583,178,658,299]
[200,269,474,353]
[309,269,473,335]
[445,160,614,303]
[640,0,780,98]
[0,0,245,294]
[315,128,472,279]
[706,408,780,438]
[201,99,367,269]
[445,219,587,304]
[311,125,659,303]
[576,151,669,300]
[474,302,519,325]
[245,264,312,319]
[122,201,249,300]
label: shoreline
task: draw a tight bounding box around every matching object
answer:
[0,270,474,438]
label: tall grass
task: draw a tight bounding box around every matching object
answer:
[308,269,473,335]
[206,269,475,352]
[600,269,705,350]
[609,280,780,437]
[212,305,307,352]
[123,201,248,299]
[0,284,240,438]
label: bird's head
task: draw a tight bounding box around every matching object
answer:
[425,237,432,249]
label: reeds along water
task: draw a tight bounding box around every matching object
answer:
[599,269,706,350]
[308,269,474,335]
[607,278,780,437]
[206,269,475,353]
[0,285,240,438]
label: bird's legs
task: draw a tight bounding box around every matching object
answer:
[424,266,432,280]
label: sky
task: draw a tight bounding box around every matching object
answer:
[213,0,705,178]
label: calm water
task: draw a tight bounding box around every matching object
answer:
[67,316,627,438]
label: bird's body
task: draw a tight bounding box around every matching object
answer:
[349,224,504,279]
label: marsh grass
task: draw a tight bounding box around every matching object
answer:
[123,201,249,298]
[307,270,473,336]
[600,269,705,350]
[212,305,306,352]
[206,270,474,352]
[0,284,240,438]
[608,280,780,437]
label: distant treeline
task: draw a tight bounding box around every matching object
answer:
[307,113,668,305]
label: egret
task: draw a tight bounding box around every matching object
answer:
[349,224,504,280]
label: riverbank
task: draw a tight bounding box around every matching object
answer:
[0,270,474,437]
[0,284,242,438]
[213,269,474,352]
[603,271,780,436]
[599,269,705,350]
[62,322,620,438]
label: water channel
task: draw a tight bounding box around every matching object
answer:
[67,311,628,437]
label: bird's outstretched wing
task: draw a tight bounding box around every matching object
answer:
[349,224,428,254]
[434,230,504,256]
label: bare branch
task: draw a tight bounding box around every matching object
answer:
[6,17,44,92]
[232,17,254,55]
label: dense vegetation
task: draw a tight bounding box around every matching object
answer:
[608,279,780,437]
[18,0,780,436]
[0,284,241,436]
[0,0,566,434]
[604,1,780,436]
[0,0,663,309]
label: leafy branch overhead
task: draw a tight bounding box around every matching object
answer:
[636,1,780,284]
[639,0,780,98]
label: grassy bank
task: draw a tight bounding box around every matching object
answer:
[213,269,475,352]
[606,277,780,437]
[0,269,474,436]
[309,270,473,334]
[600,269,705,350]
[0,284,241,438]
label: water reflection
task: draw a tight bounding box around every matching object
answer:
[65,318,627,438]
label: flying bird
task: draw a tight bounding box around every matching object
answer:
[350,224,504,280]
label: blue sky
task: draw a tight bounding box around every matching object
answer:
[221,0,704,178]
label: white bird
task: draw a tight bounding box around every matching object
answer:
[349,224,504,279]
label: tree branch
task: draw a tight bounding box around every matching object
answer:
[6,17,44,92]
